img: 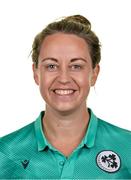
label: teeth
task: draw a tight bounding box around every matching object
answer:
[54,89,74,95]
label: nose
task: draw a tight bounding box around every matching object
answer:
[57,69,71,84]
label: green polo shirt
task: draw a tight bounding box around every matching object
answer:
[0,109,131,179]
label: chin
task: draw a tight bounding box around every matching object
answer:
[54,108,76,116]
[49,102,81,115]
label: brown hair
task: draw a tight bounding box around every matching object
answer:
[32,15,101,68]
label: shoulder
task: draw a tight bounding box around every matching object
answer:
[89,108,131,142]
[96,118,131,151]
[0,122,35,177]
[98,118,131,138]
[0,122,35,153]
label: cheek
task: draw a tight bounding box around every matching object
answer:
[75,72,91,88]
[38,71,47,92]
[39,72,55,92]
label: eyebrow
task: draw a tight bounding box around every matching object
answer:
[41,57,87,63]
[70,58,87,63]
[41,58,58,62]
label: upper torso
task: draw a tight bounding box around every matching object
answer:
[0,109,131,179]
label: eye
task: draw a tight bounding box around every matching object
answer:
[46,64,58,71]
[71,64,82,70]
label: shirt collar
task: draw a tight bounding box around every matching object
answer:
[34,108,98,151]
[34,111,49,151]
[82,108,98,148]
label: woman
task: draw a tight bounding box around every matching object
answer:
[0,15,131,179]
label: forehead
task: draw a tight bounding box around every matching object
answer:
[39,33,91,60]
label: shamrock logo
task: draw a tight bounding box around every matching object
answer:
[96,150,121,173]
[101,154,118,168]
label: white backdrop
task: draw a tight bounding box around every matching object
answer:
[0,0,131,136]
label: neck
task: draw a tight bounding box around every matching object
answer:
[42,105,90,142]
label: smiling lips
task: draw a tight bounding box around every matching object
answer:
[53,89,76,95]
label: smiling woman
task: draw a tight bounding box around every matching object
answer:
[0,15,131,179]
[33,33,99,115]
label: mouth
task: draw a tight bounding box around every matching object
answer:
[53,89,77,96]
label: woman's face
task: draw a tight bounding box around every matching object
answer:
[33,33,99,114]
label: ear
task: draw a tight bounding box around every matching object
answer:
[32,64,39,85]
[90,64,100,86]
